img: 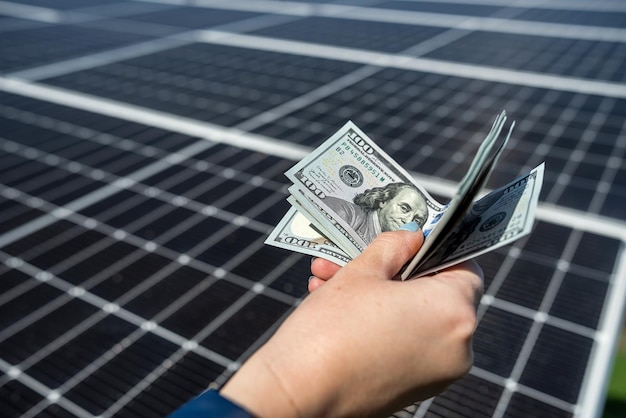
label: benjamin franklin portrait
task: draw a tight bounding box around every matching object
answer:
[325,182,429,244]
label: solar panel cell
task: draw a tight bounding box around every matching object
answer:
[0,298,99,364]
[194,178,246,206]
[161,216,230,254]
[121,265,208,318]
[63,333,179,415]
[102,196,169,230]
[427,374,503,418]
[158,279,247,340]
[0,157,52,186]
[266,256,312,298]
[506,392,574,418]
[27,229,108,270]
[522,221,571,261]
[496,255,557,311]
[516,8,626,28]
[0,380,43,417]
[23,315,136,389]
[37,174,106,206]
[252,196,292,225]
[572,232,621,274]
[118,351,225,417]
[519,325,593,403]
[0,266,32,295]
[130,206,197,241]
[0,202,45,236]
[400,0,495,13]
[56,239,137,285]
[196,227,264,267]
[230,244,292,281]
[36,403,78,418]
[425,33,626,83]
[2,220,77,259]
[200,294,291,359]
[0,282,64,331]
[602,185,626,218]
[549,271,609,329]
[89,252,171,300]
[475,249,509,290]
[474,307,534,377]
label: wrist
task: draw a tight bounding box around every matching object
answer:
[220,349,304,418]
[220,333,344,418]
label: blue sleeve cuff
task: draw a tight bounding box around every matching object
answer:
[168,389,254,418]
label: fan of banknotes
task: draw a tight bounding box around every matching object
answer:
[266,110,544,279]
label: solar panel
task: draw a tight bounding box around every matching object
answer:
[0,1,624,417]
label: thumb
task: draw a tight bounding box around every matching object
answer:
[342,223,424,281]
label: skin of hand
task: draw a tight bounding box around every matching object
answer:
[221,228,483,418]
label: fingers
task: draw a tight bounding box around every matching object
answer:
[342,229,424,282]
[308,276,326,292]
[311,257,342,281]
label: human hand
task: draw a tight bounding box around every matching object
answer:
[221,226,483,418]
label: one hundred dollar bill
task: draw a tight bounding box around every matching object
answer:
[266,111,545,279]
[405,111,515,276]
[401,163,544,278]
[284,120,445,250]
[265,206,352,265]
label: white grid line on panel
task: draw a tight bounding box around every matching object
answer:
[336,6,626,42]
[6,11,307,80]
[392,0,626,12]
[578,245,626,418]
[0,77,311,160]
[490,227,585,418]
[62,1,180,21]
[194,30,626,99]
[0,1,62,23]
[8,36,192,81]
[184,0,626,41]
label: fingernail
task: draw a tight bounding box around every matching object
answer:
[399,221,420,232]
[308,275,315,283]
